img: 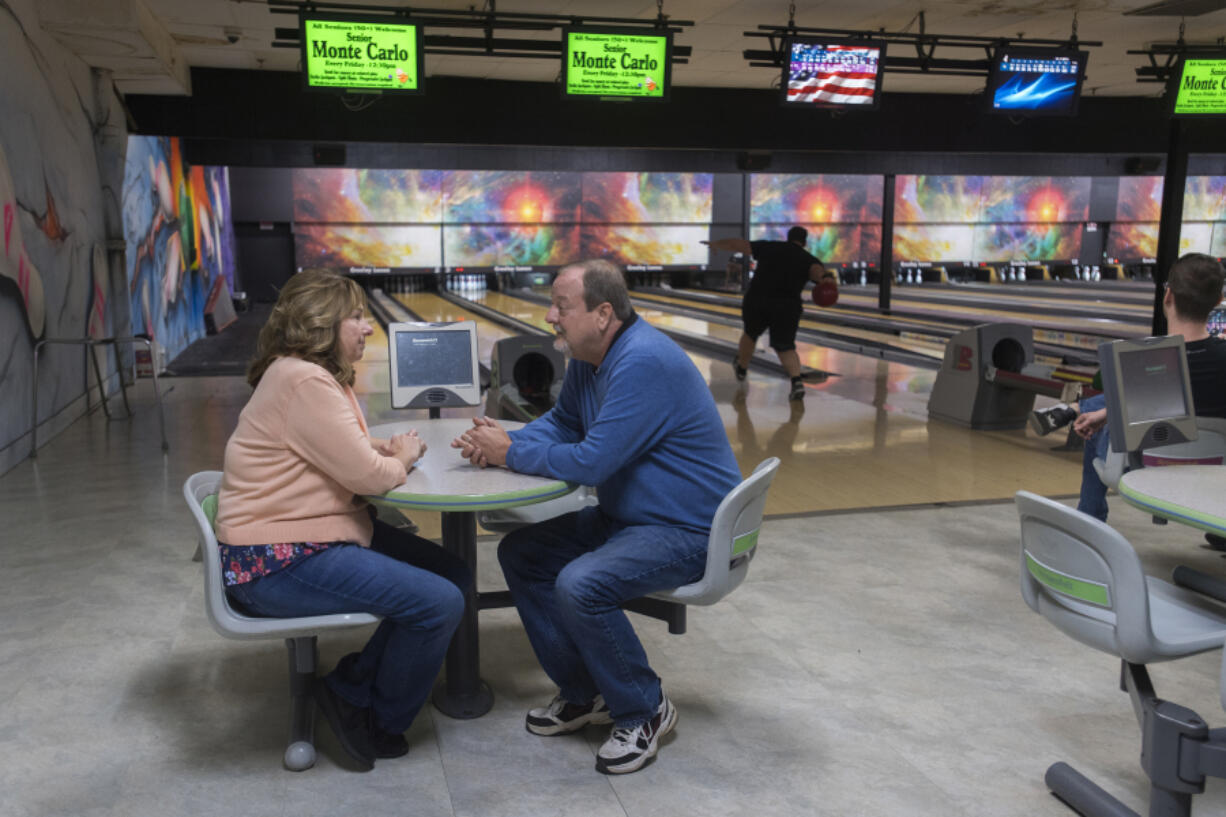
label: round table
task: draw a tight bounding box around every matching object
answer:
[367,419,575,719]
[1118,465,1226,538]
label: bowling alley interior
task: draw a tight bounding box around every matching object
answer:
[4,0,1226,815]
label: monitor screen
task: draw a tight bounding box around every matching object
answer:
[395,330,474,388]
[387,321,481,409]
[300,14,424,94]
[562,27,671,100]
[1117,345,1190,424]
[1208,304,1226,338]
[986,48,1086,117]
[781,39,885,109]
[1170,55,1226,117]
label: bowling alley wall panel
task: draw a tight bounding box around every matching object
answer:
[122,136,238,363]
[0,1,131,474]
[892,175,1091,264]
[749,174,883,266]
[290,169,711,271]
[1107,176,1226,262]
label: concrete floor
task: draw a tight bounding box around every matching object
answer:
[3,375,1225,817]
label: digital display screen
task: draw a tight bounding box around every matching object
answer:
[1171,57,1226,116]
[563,28,670,100]
[987,49,1085,116]
[1118,345,1190,423]
[301,15,423,93]
[395,331,474,387]
[782,39,885,109]
[1210,305,1226,338]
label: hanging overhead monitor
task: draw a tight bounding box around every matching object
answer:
[1169,54,1226,117]
[300,14,424,94]
[985,47,1086,117]
[780,38,886,110]
[562,27,672,101]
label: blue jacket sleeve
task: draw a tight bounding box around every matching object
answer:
[507,363,584,448]
[506,352,669,484]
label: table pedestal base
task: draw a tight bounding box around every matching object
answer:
[432,679,494,720]
[435,510,495,719]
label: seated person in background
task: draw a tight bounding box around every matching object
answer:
[450,259,741,775]
[1029,253,1226,521]
[215,270,470,771]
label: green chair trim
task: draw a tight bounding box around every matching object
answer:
[1025,550,1111,608]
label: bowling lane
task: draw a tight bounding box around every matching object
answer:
[645,285,1139,355]
[389,291,519,366]
[834,288,1148,339]
[631,290,949,363]
[871,282,1154,317]
[456,289,744,372]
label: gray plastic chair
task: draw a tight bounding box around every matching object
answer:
[650,457,779,606]
[478,458,781,631]
[183,471,379,771]
[1016,490,1226,817]
[1092,416,1226,492]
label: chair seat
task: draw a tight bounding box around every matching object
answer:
[1146,577,1226,657]
[210,608,379,641]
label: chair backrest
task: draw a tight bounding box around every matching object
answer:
[182,471,378,640]
[1015,490,1161,664]
[659,457,780,606]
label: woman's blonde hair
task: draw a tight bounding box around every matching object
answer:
[247,270,367,388]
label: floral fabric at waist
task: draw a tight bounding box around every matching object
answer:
[217,541,346,586]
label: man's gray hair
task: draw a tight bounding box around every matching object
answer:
[566,259,634,321]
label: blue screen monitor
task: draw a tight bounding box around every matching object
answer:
[1209,304,1225,338]
[986,47,1086,117]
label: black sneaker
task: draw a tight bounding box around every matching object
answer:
[371,726,409,759]
[733,360,748,381]
[789,380,805,401]
[595,693,677,775]
[313,680,375,771]
[525,693,612,736]
[1029,403,1077,436]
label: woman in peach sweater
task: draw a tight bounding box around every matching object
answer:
[215,271,469,771]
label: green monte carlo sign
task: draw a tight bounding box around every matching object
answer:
[301,16,423,93]
[1172,57,1226,116]
[563,28,671,100]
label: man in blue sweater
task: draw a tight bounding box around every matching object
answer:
[452,259,741,774]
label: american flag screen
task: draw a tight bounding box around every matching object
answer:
[783,40,884,108]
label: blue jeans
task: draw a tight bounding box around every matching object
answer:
[1078,393,1112,521]
[497,506,707,728]
[227,519,470,733]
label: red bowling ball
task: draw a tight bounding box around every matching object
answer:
[812,279,839,307]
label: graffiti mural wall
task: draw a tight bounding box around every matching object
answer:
[122,135,236,363]
[0,0,129,475]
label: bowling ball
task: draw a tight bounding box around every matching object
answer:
[812,279,839,307]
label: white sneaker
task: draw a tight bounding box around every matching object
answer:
[595,693,677,775]
[525,693,612,736]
